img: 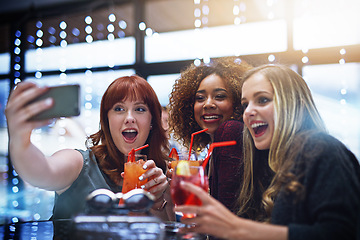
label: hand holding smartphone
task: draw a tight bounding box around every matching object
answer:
[29,84,81,121]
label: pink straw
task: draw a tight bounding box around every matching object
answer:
[201,141,236,168]
[188,128,208,160]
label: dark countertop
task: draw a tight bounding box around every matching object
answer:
[0,216,207,240]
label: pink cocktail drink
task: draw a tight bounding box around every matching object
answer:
[170,166,208,218]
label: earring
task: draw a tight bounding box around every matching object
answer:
[150,124,153,129]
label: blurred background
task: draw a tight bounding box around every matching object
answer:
[0,0,359,224]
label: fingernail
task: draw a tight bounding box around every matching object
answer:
[45,98,53,106]
[139,176,143,181]
[141,185,145,189]
[143,165,148,170]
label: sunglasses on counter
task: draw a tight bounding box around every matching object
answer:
[86,188,155,214]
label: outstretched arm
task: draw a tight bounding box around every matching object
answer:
[5,81,83,192]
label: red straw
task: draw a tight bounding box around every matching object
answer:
[135,144,149,152]
[127,144,149,162]
[127,148,135,163]
[201,141,236,168]
[188,128,208,160]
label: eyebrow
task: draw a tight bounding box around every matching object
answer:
[241,91,270,101]
[134,101,147,105]
[116,100,146,105]
[196,88,228,94]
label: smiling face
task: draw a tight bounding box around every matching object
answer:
[241,72,275,150]
[194,74,234,139]
[108,99,152,155]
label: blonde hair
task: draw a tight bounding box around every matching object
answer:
[237,64,327,220]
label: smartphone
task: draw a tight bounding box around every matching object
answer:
[29,84,81,121]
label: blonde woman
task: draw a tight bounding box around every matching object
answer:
[175,64,360,240]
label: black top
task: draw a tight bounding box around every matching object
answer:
[52,149,122,220]
[271,131,360,240]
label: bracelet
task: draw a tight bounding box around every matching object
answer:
[153,198,167,211]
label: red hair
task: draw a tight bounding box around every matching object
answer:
[88,75,169,185]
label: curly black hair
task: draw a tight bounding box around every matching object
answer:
[168,57,252,151]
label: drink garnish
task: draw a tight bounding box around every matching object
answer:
[176,160,191,176]
[169,148,179,161]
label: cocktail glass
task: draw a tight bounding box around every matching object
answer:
[169,150,201,173]
[122,154,148,194]
[170,166,209,218]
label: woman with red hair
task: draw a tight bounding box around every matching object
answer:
[5,75,174,221]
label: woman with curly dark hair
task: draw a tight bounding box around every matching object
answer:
[168,57,253,213]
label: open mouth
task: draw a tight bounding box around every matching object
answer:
[251,122,268,137]
[122,129,138,142]
[202,114,221,122]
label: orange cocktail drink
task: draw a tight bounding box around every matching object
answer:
[170,160,200,171]
[169,149,201,171]
[122,155,148,194]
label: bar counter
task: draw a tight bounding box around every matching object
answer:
[0,216,207,240]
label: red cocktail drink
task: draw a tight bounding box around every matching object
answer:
[171,165,208,218]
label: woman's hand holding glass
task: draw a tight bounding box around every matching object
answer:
[140,159,169,201]
[121,154,168,202]
[174,181,244,239]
